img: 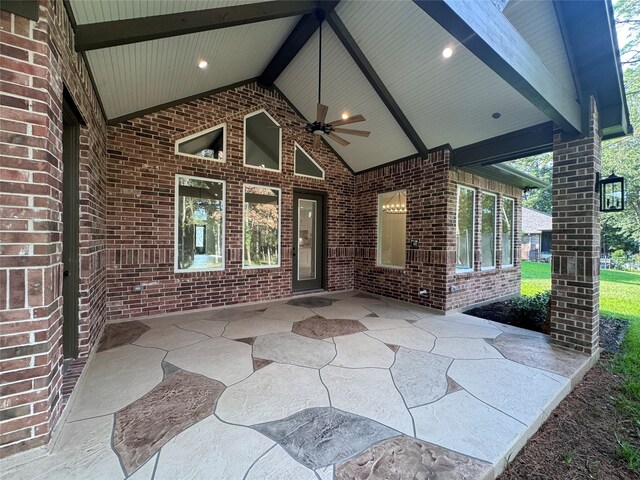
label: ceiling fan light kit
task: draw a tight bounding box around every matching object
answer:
[301,10,369,149]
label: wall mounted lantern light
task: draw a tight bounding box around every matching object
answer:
[597,171,625,212]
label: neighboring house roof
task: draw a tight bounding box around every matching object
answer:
[522,207,552,234]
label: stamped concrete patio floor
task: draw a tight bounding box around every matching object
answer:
[4,291,594,480]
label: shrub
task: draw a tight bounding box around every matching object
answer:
[611,249,628,269]
[508,290,551,333]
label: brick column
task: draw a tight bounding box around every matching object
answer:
[550,96,601,355]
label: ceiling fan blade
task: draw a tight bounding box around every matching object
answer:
[327,114,366,127]
[332,127,370,137]
[316,103,328,124]
[313,135,321,148]
[327,132,350,146]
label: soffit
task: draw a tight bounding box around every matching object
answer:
[275,26,418,172]
[333,0,550,151]
[85,16,299,120]
[503,0,578,102]
[69,0,272,24]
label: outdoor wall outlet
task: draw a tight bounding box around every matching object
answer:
[450,285,460,293]
[410,239,419,247]
[418,288,428,296]
[132,284,144,293]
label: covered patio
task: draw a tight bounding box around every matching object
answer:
[4,291,592,479]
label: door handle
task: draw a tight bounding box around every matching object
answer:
[63,270,70,277]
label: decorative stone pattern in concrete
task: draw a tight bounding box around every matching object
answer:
[113,367,225,474]
[97,321,150,352]
[335,436,491,479]
[391,348,452,407]
[253,407,399,469]
[2,292,591,480]
[293,316,368,339]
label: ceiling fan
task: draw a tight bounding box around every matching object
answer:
[300,12,370,149]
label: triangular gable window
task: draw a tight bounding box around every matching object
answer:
[294,143,324,179]
[175,123,226,162]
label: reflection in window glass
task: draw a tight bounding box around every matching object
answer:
[243,185,281,268]
[294,144,324,179]
[175,124,225,161]
[481,193,496,269]
[456,186,475,271]
[176,176,225,271]
[502,197,514,266]
[244,110,281,171]
[377,190,407,268]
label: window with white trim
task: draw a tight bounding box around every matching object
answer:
[294,143,324,179]
[456,186,475,272]
[502,197,515,266]
[243,185,281,268]
[377,190,407,268]
[175,175,225,272]
[244,110,281,171]
[481,192,497,269]
[175,124,226,161]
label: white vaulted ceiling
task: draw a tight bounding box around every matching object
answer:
[67,0,593,172]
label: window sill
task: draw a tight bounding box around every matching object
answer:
[242,265,281,270]
[376,264,405,270]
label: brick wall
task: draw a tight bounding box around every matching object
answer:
[0,0,107,457]
[106,83,354,320]
[354,151,522,311]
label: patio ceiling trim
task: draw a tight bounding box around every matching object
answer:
[413,0,582,135]
[259,1,340,87]
[460,163,547,190]
[74,0,318,52]
[327,11,428,158]
[451,122,554,167]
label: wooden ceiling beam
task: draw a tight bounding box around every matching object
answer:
[414,0,582,134]
[259,1,340,87]
[75,1,318,52]
[327,11,427,157]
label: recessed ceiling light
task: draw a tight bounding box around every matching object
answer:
[341,112,349,120]
[198,60,208,69]
[492,112,502,119]
[442,47,453,58]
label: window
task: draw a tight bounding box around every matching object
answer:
[481,192,497,269]
[175,175,225,272]
[244,110,281,171]
[456,186,475,271]
[243,185,281,268]
[502,197,514,266]
[377,190,406,268]
[294,143,324,179]
[175,124,226,161]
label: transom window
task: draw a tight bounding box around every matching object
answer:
[175,124,226,162]
[244,110,281,172]
[243,185,281,268]
[175,175,225,272]
[294,143,325,179]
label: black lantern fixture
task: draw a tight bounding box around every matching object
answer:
[597,171,625,212]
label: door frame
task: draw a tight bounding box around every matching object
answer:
[292,189,327,292]
[62,90,83,359]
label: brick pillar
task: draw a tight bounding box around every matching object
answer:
[550,96,600,355]
[0,4,65,456]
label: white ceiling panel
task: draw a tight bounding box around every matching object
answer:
[87,16,298,119]
[70,0,274,25]
[275,27,417,172]
[335,1,551,150]
[504,0,578,101]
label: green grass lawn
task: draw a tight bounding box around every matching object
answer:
[521,261,640,468]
